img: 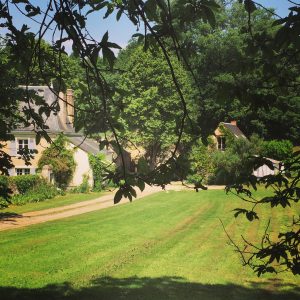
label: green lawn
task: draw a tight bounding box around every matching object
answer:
[1,191,106,214]
[0,190,299,299]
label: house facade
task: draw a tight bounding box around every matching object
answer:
[212,120,247,151]
[4,86,113,187]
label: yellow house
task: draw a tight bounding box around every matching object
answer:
[5,86,113,187]
[212,120,247,151]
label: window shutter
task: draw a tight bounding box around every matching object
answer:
[9,140,17,156]
[8,168,14,176]
[30,168,36,175]
[29,138,36,150]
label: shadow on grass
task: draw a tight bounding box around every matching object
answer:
[0,212,22,221]
[1,276,300,300]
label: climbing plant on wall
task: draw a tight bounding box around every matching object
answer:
[38,134,76,189]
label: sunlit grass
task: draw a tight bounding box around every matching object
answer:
[0,190,299,299]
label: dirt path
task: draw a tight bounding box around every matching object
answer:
[0,184,225,231]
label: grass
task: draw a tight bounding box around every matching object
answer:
[0,189,299,299]
[1,191,106,214]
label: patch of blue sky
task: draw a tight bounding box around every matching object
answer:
[3,0,294,53]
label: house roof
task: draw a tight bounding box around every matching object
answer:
[13,86,106,156]
[68,136,102,155]
[14,86,74,134]
[218,122,247,139]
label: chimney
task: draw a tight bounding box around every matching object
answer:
[58,91,67,127]
[230,120,237,126]
[66,89,74,125]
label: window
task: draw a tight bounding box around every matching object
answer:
[16,168,30,176]
[217,136,226,151]
[18,139,29,151]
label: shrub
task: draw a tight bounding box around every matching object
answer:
[11,181,61,205]
[187,140,215,185]
[0,175,11,208]
[209,137,259,185]
[9,175,41,194]
[38,134,76,189]
[261,139,293,161]
[0,175,61,207]
[80,175,90,193]
[89,153,114,191]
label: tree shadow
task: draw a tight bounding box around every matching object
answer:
[1,276,300,300]
[0,212,22,222]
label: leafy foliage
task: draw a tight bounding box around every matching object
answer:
[261,140,293,161]
[186,139,215,185]
[89,153,114,191]
[178,2,300,143]
[38,134,76,189]
[0,174,60,207]
[0,175,12,208]
[226,151,300,275]
[9,174,40,194]
[110,43,194,170]
[70,175,90,194]
[210,136,260,185]
[10,182,60,206]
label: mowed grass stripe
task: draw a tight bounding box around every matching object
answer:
[0,190,299,300]
[0,191,212,287]
[103,199,216,278]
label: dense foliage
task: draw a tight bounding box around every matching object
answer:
[10,174,41,195]
[179,2,300,143]
[89,153,115,191]
[111,43,194,170]
[227,151,300,276]
[38,134,76,189]
[261,140,294,161]
[0,0,299,276]
[0,175,11,208]
[0,174,60,207]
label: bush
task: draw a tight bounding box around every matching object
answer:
[89,153,114,191]
[70,175,90,193]
[0,175,61,207]
[10,181,61,205]
[187,140,215,185]
[261,139,293,161]
[0,175,11,208]
[9,175,41,194]
[38,134,76,189]
[209,137,259,185]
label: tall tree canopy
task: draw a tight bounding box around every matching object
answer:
[0,0,300,276]
[110,43,194,170]
[179,1,300,143]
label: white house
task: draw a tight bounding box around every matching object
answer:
[4,86,113,187]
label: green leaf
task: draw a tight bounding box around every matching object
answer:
[90,46,100,65]
[244,0,256,13]
[114,188,123,204]
[116,9,123,21]
[101,31,109,43]
[129,185,137,198]
[137,179,145,192]
[106,42,122,49]
[144,0,157,21]
[102,47,116,69]
[132,33,144,39]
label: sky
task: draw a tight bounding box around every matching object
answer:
[1,0,294,53]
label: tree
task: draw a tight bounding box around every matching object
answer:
[178,2,300,143]
[224,0,300,276]
[110,43,194,170]
[0,0,300,276]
